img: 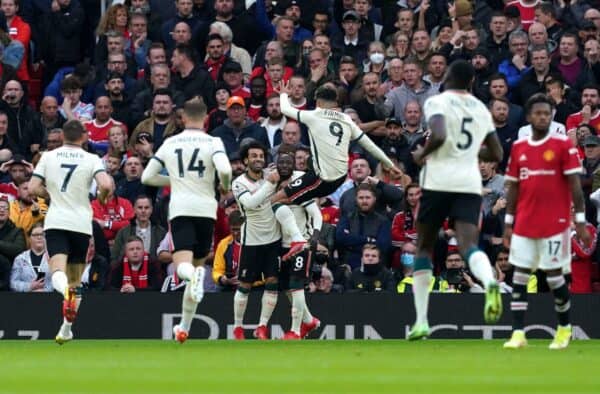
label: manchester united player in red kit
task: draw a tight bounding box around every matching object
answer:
[503,94,592,350]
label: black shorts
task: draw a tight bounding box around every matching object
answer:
[45,229,90,263]
[417,190,482,227]
[238,240,281,283]
[284,171,346,205]
[170,216,215,258]
[279,248,311,290]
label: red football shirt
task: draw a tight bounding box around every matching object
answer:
[505,134,582,237]
[565,110,600,134]
[505,0,540,31]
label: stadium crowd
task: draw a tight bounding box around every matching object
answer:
[0,0,599,295]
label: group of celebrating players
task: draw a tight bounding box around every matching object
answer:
[30,60,584,349]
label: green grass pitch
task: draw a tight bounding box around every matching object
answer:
[1,340,599,394]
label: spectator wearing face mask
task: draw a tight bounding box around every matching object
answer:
[397,242,447,293]
[346,244,396,292]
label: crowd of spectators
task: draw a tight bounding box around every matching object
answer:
[0,0,599,295]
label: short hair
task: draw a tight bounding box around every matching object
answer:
[490,10,507,20]
[488,73,508,85]
[524,93,555,115]
[129,12,147,23]
[356,182,376,196]
[209,21,233,43]
[134,194,153,206]
[508,30,529,44]
[228,210,244,226]
[403,56,423,70]
[125,235,144,245]
[148,42,165,55]
[560,31,579,46]
[276,15,295,27]
[174,43,196,62]
[182,97,207,121]
[239,139,268,161]
[314,85,338,103]
[309,48,326,59]
[153,88,173,101]
[62,119,85,143]
[488,97,510,108]
[530,44,550,56]
[362,243,380,253]
[446,60,475,90]
[207,33,224,45]
[150,62,170,76]
[535,2,556,18]
[105,71,124,83]
[267,56,284,67]
[582,84,600,95]
[339,56,357,68]
[60,76,82,92]
[312,33,330,44]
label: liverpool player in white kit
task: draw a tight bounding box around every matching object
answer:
[503,94,590,350]
[408,61,505,340]
[29,120,114,344]
[142,98,232,343]
[272,82,402,259]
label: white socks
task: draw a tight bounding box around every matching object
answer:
[51,271,68,296]
[60,320,72,337]
[468,250,496,288]
[290,290,306,334]
[274,205,304,243]
[176,262,195,281]
[180,283,198,332]
[413,270,432,326]
[234,289,249,327]
[259,291,278,326]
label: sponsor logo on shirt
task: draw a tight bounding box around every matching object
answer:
[519,168,556,180]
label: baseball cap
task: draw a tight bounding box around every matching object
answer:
[9,154,25,165]
[385,117,402,127]
[342,10,360,22]
[222,61,243,73]
[583,135,600,147]
[226,96,246,109]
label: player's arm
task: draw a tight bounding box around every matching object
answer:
[279,92,302,121]
[479,132,504,163]
[351,121,397,171]
[213,149,232,192]
[569,174,592,246]
[412,114,446,165]
[234,178,277,210]
[94,171,115,205]
[141,156,170,187]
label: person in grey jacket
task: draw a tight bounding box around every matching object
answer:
[10,223,52,292]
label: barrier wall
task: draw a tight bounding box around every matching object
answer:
[1,293,599,340]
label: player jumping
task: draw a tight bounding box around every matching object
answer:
[29,120,114,344]
[408,60,505,340]
[503,94,590,350]
[142,98,232,343]
[273,81,402,260]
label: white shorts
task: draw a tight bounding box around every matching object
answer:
[509,229,571,271]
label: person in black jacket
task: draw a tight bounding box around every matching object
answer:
[513,45,553,106]
[0,197,26,290]
[38,0,85,87]
[346,244,396,293]
[212,96,270,156]
[0,80,44,160]
[170,43,215,109]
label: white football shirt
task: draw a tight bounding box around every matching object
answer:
[420,91,496,195]
[281,171,316,247]
[32,145,105,235]
[152,130,228,220]
[232,173,281,246]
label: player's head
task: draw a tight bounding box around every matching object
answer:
[524,93,554,135]
[240,139,268,173]
[181,97,207,127]
[443,59,475,91]
[276,149,295,179]
[314,85,338,109]
[62,119,86,144]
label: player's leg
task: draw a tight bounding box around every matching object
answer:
[408,221,439,340]
[254,242,281,340]
[172,249,196,343]
[409,190,448,340]
[503,233,538,349]
[48,252,72,344]
[539,229,573,349]
[273,203,307,260]
[233,245,256,340]
[282,251,310,339]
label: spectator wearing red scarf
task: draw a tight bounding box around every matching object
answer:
[205,34,227,81]
[109,236,162,292]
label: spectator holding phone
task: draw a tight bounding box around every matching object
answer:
[10,222,52,292]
